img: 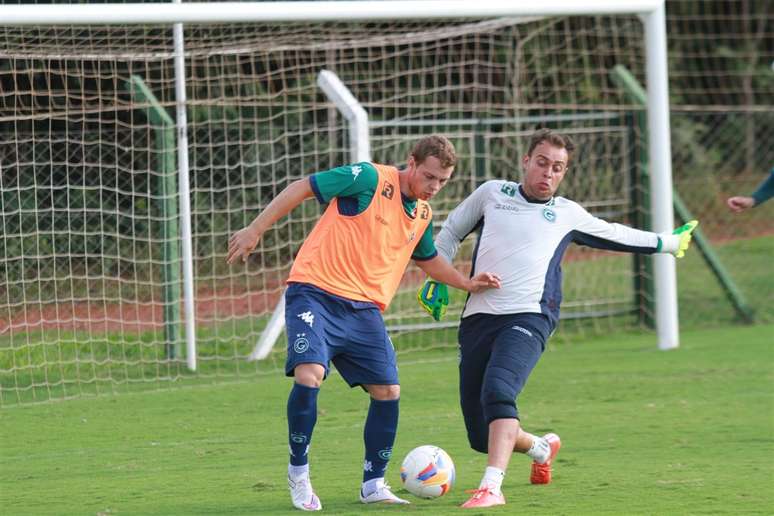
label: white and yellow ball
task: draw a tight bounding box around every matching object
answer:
[399,445,455,498]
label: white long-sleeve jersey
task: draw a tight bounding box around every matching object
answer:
[436,180,665,323]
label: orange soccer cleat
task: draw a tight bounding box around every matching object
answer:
[460,487,506,509]
[530,433,562,485]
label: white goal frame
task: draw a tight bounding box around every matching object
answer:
[2,0,681,351]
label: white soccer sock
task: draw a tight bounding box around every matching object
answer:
[479,466,505,494]
[288,463,309,479]
[361,477,384,497]
[526,436,551,464]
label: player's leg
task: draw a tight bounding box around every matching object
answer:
[286,364,325,511]
[359,383,408,504]
[484,313,560,485]
[287,363,325,472]
[284,284,333,511]
[458,315,493,454]
[330,308,408,504]
[457,314,508,508]
[461,313,550,508]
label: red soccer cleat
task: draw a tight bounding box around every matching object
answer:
[460,487,505,509]
[530,433,561,485]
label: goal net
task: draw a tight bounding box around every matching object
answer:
[1,15,653,404]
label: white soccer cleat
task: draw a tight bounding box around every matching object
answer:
[359,479,410,505]
[288,474,322,511]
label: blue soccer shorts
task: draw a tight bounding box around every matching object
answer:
[457,312,553,453]
[283,282,399,387]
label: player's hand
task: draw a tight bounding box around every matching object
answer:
[466,272,501,293]
[672,219,698,258]
[227,225,262,264]
[417,280,449,321]
[726,196,755,213]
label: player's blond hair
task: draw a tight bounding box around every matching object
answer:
[410,135,457,169]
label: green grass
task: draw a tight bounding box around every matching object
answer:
[2,323,772,515]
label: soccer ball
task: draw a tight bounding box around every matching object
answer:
[399,445,455,498]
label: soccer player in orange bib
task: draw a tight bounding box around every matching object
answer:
[227,135,500,511]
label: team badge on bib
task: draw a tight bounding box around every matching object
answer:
[542,207,556,222]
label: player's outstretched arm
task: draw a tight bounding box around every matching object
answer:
[658,220,699,259]
[415,255,500,293]
[226,178,314,264]
[415,256,500,321]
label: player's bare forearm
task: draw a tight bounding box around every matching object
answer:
[227,178,314,264]
[415,256,500,293]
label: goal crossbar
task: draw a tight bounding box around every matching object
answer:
[2,1,664,25]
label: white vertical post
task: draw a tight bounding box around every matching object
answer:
[644,3,679,350]
[173,0,197,370]
[317,69,372,162]
[248,299,288,361]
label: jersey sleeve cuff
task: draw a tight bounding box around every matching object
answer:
[751,192,766,206]
[411,250,438,262]
[657,233,680,254]
[309,175,326,204]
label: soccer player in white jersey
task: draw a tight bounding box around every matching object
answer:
[417,128,698,509]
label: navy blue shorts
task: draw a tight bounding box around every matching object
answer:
[458,312,553,453]
[283,282,398,387]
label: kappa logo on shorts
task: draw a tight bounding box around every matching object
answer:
[511,325,533,337]
[293,333,310,353]
[297,311,314,327]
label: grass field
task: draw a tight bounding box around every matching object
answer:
[2,323,772,515]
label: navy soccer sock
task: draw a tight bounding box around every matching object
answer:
[362,397,399,483]
[287,383,319,467]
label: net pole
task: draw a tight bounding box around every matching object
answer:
[126,76,181,358]
[643,5,679,350]
[317,70,371,163]
[173,0,197,371]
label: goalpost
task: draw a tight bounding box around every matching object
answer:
[0,1,679,404]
